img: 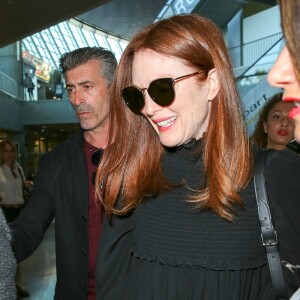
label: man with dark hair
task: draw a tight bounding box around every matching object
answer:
[10,47,117,300]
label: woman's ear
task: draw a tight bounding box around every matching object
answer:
[207,68,220,101]
[263,122,267,133]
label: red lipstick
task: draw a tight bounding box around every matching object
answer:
[277,130,288,136]
[283,97,300,102]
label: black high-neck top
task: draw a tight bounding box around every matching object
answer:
[96,147,300,300]
[132,144,265,269]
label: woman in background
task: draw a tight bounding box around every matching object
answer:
[0,139,30,298]
[251,92,295,150]
[0,140,27,223]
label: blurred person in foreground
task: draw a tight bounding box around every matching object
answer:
[267,1,300,297]
[268,0,300,143]
[95,14,300,299]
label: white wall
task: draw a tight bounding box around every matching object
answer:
[243,5,281,43]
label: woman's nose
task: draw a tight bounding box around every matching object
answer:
[281,116,289,126]
[141,92,163,116]
[267,46,297,88]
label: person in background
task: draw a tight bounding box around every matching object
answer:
[251,92,295,150]
[10,47,117,300]
[0,139,30,298]
[24,73,35,101]
[95,14,300,299]
[0,207,17,300]
[267,0,300,143]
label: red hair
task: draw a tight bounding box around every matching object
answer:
[279,0,300,83]
[96,14,252,221]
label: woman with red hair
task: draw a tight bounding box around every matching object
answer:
[96,14,300,299]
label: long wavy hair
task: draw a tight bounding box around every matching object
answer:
[279,0,300,83]
[251,93,283,149]
[96,14,252,221]
[0,139,17,165]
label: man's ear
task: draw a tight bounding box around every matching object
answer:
[207,68,220,101]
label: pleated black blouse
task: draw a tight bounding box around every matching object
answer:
[96,145,300,300]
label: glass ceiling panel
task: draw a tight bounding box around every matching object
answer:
[22,19,129,70]
[45,42,54,53]
[41,33,50,42]
[32,36,42,46]
[94,34,111,49]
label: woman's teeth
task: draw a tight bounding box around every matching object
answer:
[157,117,177,127]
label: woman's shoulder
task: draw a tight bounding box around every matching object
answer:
[265,149,300,174]
[268,148,300,160]
[263,148,300,213]
[263,149,300,189]
[0,164,9,177]
[0,164,7,170]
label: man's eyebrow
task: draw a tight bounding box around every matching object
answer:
[79,80,95,85]
[66,81,95,87]
[66,83,75,87]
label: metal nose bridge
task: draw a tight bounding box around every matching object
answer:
[140,87,148,99]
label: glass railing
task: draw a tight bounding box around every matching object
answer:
[230,32,283,75]
[229,32,284,97]
[0,71,24,99]
[230,33,285,136]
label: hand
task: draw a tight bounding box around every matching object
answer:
[25,180,33,188]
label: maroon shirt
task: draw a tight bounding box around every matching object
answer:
[84,140,103,300]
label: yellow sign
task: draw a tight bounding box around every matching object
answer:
[22,51,53,83]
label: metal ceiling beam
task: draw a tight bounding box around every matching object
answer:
[193,0,244,29]
[0,0,110,48]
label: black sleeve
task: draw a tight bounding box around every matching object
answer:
[264,149,300,294]
[9,153,57,262]
[96,212,135,300]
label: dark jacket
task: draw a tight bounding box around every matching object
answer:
[10,130,90,300]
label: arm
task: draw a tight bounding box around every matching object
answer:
[96,212,135,299]
[9,153,58,262]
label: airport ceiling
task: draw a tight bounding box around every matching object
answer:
[0,0,276,48]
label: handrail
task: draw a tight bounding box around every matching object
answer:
[235,35,284,81]
[0,70,24,99]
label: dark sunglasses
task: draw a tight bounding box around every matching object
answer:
[91,149,103,186]
[122,70,207,114]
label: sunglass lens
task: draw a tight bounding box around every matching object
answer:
[122,87,145,114]
[148,78,174,107]
[91,149,103,166]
